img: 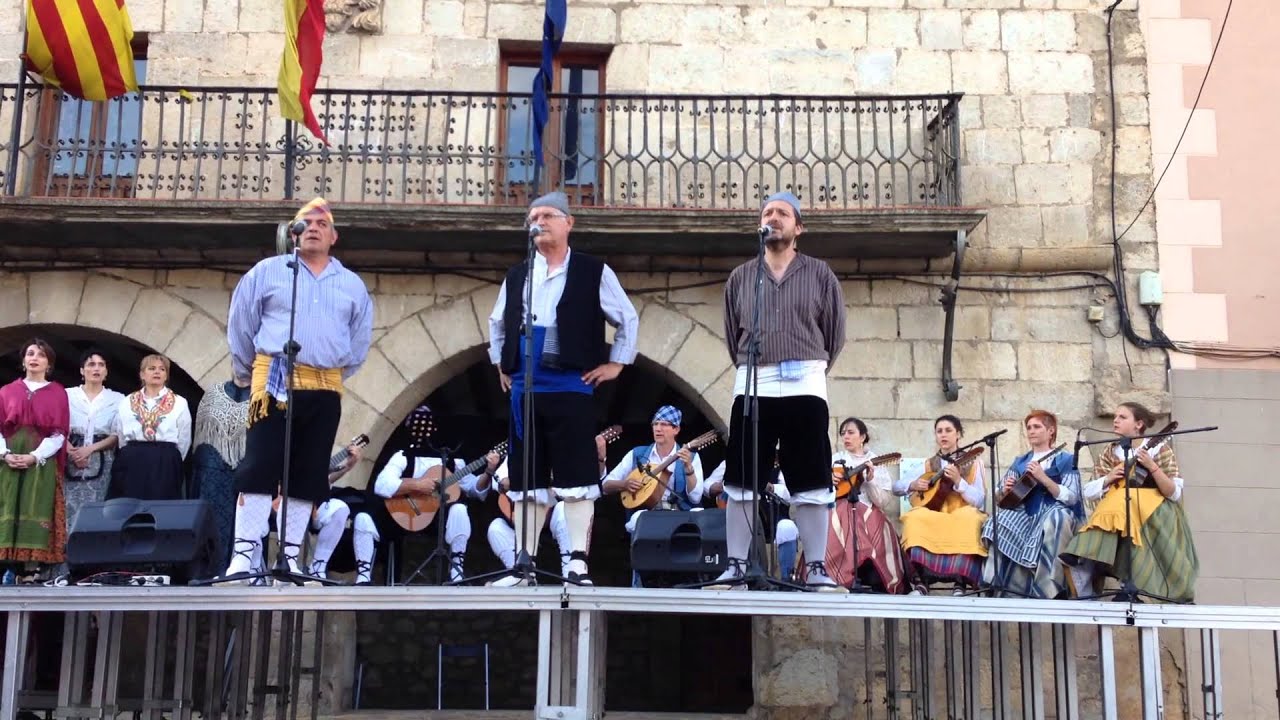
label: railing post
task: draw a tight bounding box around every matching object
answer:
[1199,628,1224,720]
[1020,623,1046,720]
[1099,626,1118,720]
[2,610,30,720]
[1052,624,1079,720]
[991,622,1012,720]
[1139,626,1166,720]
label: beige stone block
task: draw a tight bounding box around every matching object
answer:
[359,35,434,78]
[980,95,1019,128]
[1000,11,1075,52]
[1117,95,1149,126]
[1040,206,1090,247]
[834,0,903,7]
[606,45,651,93]
[786,0,829,7]
[951,51,1008,94]
[961,10,1000,50]
[982,381,1092,421]
[382,0,426,35]
[905,0,945,6]
[947,0,1018,8]
[829,379,896,417]
[920,10,963,49]
[1114,126,1152,175]
[669,325,733,394]
[1094,364,1169,415]
[422,298,481,363]
[667,276,721,305]
[743,8,821,48]
[150,32,249,66]
[1017,343,1091,382]
[699,368,735,429]
[424,0,466,37]
[164,313,226,382]
[1020,129,1050,163]
[196,353,233,389]
[462,0,487,36]
[898,305,988,341]
[894,50,951,94]
[1008,52,1093,94]
[867,9,919,46]
[963,165,1016,206]
[964,128,1021,165]
[895,379,982,419]
[831,341,912,380]
[914,340,1015,380]
[164,0,202,31]
[487,3,541,40]
[170,288,232,327]
[871,279,935,306]
[122,289,195,355]
[0,274,28,328]
[380,315,444,384]
[1021,94,1068,128]
[128,0,163,31]
[434,273,490,299]
[345,347,409,412]
[852,49,897,92]
[75,275,141,334]
[238,0,278,32]
[815,8,869,49]
[471,285,502,340]
[984,205,1041,247]
[1048,127,1101,163]
[637,303,695,366]
[758,648,839,707]
[992,306,1092,343]
[1014,163,1091,205]
[837,281,871,305]
[203,1,238,32]
[845,306,899,340]
[649,45,725,93]
[101,269,159,287]
[373,295,436,331]
[564,6,618,44]
[378,274,434,296]
[166,269,225,289]
[620,6,681,43]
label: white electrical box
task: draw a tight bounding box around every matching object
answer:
[1138,270,1163,306]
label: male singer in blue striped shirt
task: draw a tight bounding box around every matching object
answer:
[222,197,374,581]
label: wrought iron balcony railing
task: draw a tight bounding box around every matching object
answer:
[0,84,962,211]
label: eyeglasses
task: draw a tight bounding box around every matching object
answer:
[525,211,567,228]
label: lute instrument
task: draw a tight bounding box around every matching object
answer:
[498,425,623,520]
[620,430,720,510]
[833,452,902,500]
[910,446,985,511]
[1123,421,1178,489]
[385,439,509,533]
[996,442,1067,510]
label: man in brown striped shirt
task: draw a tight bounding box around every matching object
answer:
[713,191,847,592]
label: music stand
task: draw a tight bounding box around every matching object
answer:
[1073,425,1215,604]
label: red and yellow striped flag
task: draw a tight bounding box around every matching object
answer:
[279,0,327,143]
[24,0,138,101]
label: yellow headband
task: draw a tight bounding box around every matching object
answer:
[294,197,334,225]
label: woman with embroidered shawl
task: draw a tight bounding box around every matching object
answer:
[108,354,192,501]
[1061,401,1198,602]
[0,338,70,581]
[982,409,1081,598]
[896,415,987,596]
[823,417,906,593]
[192,375,250,568]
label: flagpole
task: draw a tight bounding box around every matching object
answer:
[5,2,31,196]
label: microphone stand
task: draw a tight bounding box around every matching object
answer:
[404,439,462,585]
[687,226,804,592]
[842,461,873,594]
[976,429,1007,598]
[1074,426,1216,604]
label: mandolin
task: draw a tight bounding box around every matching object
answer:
[385,440,509,533]
[833,452,902,500]
[1123,421,1178,489]
[498,425,623,520]
[620,430,721,510]
[996,443,1067,510]
[910,446,985,511]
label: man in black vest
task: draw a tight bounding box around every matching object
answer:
[487,192,639,584]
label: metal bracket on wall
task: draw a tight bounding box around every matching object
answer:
[940,229,966,401]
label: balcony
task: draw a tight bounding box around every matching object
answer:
[0,85,981,263]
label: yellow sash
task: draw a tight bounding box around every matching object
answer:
[248,354,343,427]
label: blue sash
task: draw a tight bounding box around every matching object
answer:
[509,326,592,439]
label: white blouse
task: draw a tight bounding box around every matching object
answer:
[833,448,897,511]
[893,454,987,509]
[116,388,192,458]
[67,386,124,443]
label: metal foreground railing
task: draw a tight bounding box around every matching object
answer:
[3,587,1279,720]
[0,84,961,210]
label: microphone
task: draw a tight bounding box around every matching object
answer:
[758,226,774,241]
[289,219,307,237]
[528,223,544,239]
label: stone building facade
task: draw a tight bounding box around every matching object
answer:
[0,0,1210,717]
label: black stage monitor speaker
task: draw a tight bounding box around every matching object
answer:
[67,498,221,583]
[630,509,727,577]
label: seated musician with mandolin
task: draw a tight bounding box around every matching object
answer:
[817,417,906,593]
[348,405,501,585]
[897,415,988,596]
[1060,402,1198,602]
[982,410,1081,598]
[601,406,707,587]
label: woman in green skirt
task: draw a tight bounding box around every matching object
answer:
[0,338,71,583]
[1061,401,1198,602]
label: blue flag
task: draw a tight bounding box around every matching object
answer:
[532,0,566,171]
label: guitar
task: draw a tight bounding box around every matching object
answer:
[996,442,1067,510]
[833,452,903,500]
[497,425,624,520]
[620,430,721,510]
[909,446,985,511]
[263,433,370,513]
[385,440,509,533]
[1123,421,1178,489]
